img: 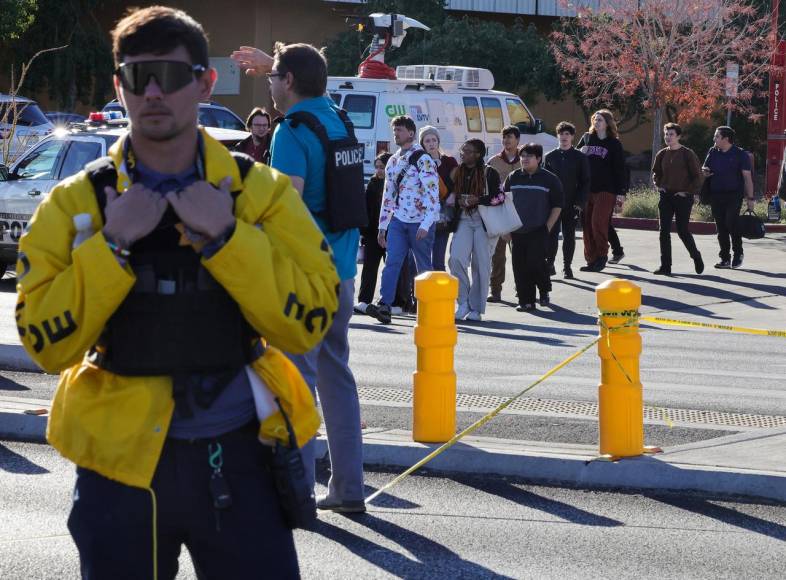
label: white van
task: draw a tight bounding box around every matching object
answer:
[326,65,557,178]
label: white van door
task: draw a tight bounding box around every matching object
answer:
[341,92,378,177]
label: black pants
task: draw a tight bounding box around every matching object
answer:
[547,207,578,268]
[68,423,299,580]
[512,228,549,305]
[608,223,623,255]
[358,238,384,304]
[658,193,700,267]
[710,195,743,261]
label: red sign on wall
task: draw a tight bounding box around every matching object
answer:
[766,40,786,196]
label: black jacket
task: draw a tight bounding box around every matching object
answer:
[363,176,384,239]
[577,133,626,197]
[503,168,564,234]
[543,147,591,207]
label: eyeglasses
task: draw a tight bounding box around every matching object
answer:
[115,61,206,96]
[266,71,287,83]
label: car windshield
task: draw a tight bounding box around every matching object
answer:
[0,102,50,127]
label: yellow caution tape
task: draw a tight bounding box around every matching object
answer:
[640,316,786,338]
[365,336,600,503]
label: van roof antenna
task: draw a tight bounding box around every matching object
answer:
[347,13,430,80]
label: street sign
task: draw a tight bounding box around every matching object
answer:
[725,62,739,98]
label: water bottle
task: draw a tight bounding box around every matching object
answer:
[72,213,94,249]
[768,195,782,223]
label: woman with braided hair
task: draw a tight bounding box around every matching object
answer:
[448,139,504,322]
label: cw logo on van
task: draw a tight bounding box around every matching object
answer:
[385,105,408,117]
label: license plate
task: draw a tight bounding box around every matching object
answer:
[0,213,30,244]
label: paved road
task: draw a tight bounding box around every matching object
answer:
[1,441,784,579]
[2,229,785,441]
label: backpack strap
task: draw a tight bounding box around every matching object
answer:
[84,156,117,223]
[393,149,428,206]
[86,153,256,218]
[285,111,331,153]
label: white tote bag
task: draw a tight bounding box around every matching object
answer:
[477,172,522,238]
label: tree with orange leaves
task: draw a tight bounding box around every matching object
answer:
[551,0,773,165]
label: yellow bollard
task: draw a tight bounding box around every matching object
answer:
[412,271,458,443]
[596,279,644,459]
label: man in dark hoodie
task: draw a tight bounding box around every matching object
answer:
[544,121,590,279]
[504,143,563,311]
[577,109,627,272]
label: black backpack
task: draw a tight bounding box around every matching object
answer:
[284,109,368,232]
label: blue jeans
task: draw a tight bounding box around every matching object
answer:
[380,217,435,305]
[432,229,450,271]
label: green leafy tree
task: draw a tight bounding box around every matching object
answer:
[2,0,117,109]
[324,1,561,105]
[0,0,38,41]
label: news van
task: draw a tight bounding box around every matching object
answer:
[326,65,558,178]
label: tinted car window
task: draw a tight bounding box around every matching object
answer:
[59,141,103,179]
[14,139,67,179]
[343,95,375,129]
[209,108,245,131]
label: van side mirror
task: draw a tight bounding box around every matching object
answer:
[0,164,8,182]
[534,118,544,134]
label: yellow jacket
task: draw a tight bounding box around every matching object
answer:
[15,129,339,489]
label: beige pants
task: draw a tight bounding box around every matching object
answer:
[448,212,498,314]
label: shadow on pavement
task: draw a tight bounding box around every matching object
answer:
[349,321,407,334]
[527,304,598,327]
[457,476,623,528]
[456,324,567,346]
[686,273,786,298]
[311,514,513,579]
[620,273,776,311]
[0,374,30,392]
[648,494,786,542]
[0,444,49,475]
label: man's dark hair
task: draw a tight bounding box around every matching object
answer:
[390,115,416,133]
[111,6,208,67]
[556,121,576,135]
[375,152,392,165]
[520,142,543,160]
[246,107,271,130]
[465,138,486,158]
[716,125,735,144]
[273,42,327,98]
[663,122,682,136]
[501,125,520,139]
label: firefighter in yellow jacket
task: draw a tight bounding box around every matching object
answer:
[15,7,338,579]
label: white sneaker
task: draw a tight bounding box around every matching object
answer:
[390,306,403,315]
[353,302,368,314]
[455,303,471,321]
[466,311,482,321]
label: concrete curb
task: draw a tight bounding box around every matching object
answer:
[4,397,783,504]
[0,396,49,441]
[0,344,40,373]
[316,428,786,504]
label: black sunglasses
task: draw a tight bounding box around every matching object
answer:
[115,61,206,96]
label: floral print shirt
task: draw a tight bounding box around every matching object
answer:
[379,144,440,231]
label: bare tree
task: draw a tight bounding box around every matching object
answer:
[1,45,67,165]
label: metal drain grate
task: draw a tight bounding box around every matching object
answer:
[357,387,786,430]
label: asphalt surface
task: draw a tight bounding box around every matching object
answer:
[1,441,785,580]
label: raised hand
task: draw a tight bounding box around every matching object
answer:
[102,183,169,248]
[165,177,235,241]
[230,46,274,77]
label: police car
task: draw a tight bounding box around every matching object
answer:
[327,65,558,179]
[0,115,249,277]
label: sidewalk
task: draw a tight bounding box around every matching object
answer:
[3,395,784,504]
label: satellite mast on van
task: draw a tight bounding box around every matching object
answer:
[346,13,430,80]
